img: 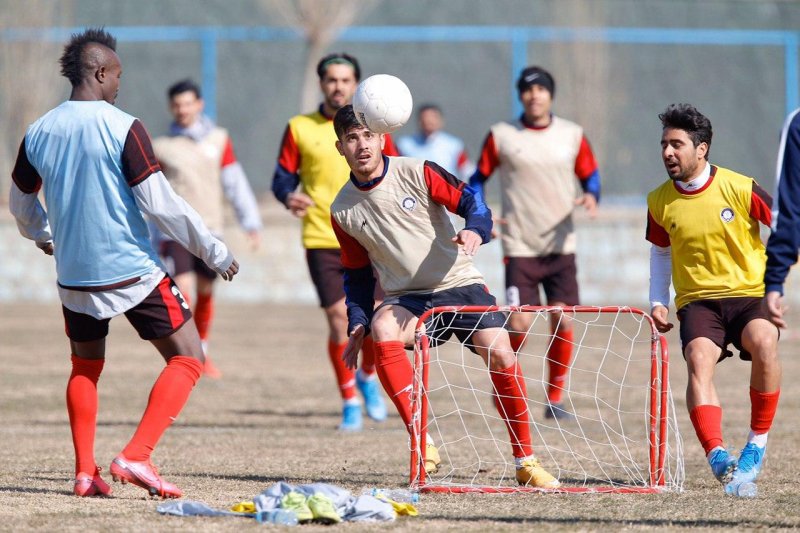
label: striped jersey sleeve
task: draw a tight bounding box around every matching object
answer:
[122,119,162,187]
[425,160,492,243]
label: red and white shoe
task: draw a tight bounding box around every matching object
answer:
[202,355,222,379]
[110,454,182,498]
[74,466,113,497]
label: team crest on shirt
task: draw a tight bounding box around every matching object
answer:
[401,196,417,211]
[720,208,735,223]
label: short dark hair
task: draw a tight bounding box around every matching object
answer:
[168,79,202,100]
[316,53,361,82]
[59,27,117,87]
[659,103,713,158]
[418,103,442,116]
[333,104,364,139]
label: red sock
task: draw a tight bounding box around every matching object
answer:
[66,355,104,475]
[194,293,214,342]
[328,340,356,401]
[122,356,202,462]
[490,361,534,458]
[546,329,573,404]
[689,405,724,454]
[750,387,780,434]
[374,341,414,429]
[360,336,377,375]
[509,332,526,354]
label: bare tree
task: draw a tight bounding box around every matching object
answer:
[0,0,73,204]
[260,0,378,111]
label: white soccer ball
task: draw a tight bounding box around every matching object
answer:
[352,74,413,134]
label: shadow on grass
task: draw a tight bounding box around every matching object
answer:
[0,486,70,496]
[231,408,340,418]
[423,515,799,528]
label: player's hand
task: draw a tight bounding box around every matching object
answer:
[343,324,366,370]
[246,230,261,252]
[286,192,314,218]
[452,229,482,256]
[36,241,54,256]
[651,305,673,333]
[766,290,787,329]
[575,193,598,218]
[220,259,239,281]
[491,217,507,240]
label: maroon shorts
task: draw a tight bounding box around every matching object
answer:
[306,248,384,308]
[504,254,579,306]
[676,297,775,362]
[160,241,217,280]
[63,276,192,342]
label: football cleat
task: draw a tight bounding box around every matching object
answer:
[724,443,765,498]
[307,492,341,524]
[544,402,576,422]
[708,447,738,485]
[338,403,363,431]
[356,372,388,422]
[110,454,182,499]
[74,466,112,497]
[516,457,561,488]
[202,355,222,379]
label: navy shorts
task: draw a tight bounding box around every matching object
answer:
[306,248,384,308]
[505,254,579,306]
[676,297,775,362]
[377,284,507,353]
[160,241,217,281]
[63,275,192,342]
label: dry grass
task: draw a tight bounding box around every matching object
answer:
[1,303,799,531]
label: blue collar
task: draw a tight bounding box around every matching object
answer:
[350,155,390,190]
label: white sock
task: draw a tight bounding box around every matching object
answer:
[747,430,768,448]
[706,445,726,462]
[356,368,377,382]
[344,397,360,407]
[515,455,536,469]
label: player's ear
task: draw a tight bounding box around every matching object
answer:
[95,65,106,83]
[379,134,386,151]
[335,140,344,156]
[697,141,709,160]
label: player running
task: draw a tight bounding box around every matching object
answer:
[9,28,238,498]
[272,53,394,431]
[330,104,560,488]
[468,66,601,421]
[646,103,780,497]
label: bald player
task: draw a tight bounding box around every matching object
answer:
[329,104,560,488]
[9,28,237,499]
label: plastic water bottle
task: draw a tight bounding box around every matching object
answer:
[255,509,299,526]
[363,487,420,503]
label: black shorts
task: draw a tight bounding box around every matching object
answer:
[160,241,217,280]
[63,275,192,342]
[505,254,579,306]
[376,284,507,353]
[306,248,384,308]
[676,297,775,362]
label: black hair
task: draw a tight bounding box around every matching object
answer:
[418,103,442,116]
[659,103,713,158]
[333,104,364,139]
[316,53,361,82]
[168,79,202,100]
[516,65,555,97]
[59,27,117,87]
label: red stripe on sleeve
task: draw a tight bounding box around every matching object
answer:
[331,215,372,269]
[11,140,42,194]
[424,161,464,212]
[574,135,599,180]
[750,182,773,226]
[221,137,237,168]
[457,149,469,169]
[477,132,499,177]
[383,133,399,156]
[122,120,162,186]
[646,211,671,247]
[158,277,185,329]
[277,125,300,173]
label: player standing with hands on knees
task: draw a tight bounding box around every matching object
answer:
[272,53,393,431]
[469,66,601,421]
[9,28,238,499]
[330,104,560,488]
[646,104,780,497]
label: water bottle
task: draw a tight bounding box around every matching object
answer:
[255,509,299,526]
[363,487,420,503]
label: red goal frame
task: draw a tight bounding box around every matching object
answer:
[409,305,671,494]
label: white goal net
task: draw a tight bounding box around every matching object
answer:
[409,305,684,494]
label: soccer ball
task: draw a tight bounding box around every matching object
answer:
[352,74,413,134]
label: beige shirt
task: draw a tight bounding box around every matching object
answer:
[331,157,484,296]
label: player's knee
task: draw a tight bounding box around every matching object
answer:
[370,317,401,343]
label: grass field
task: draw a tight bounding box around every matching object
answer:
[2,302,800,531]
